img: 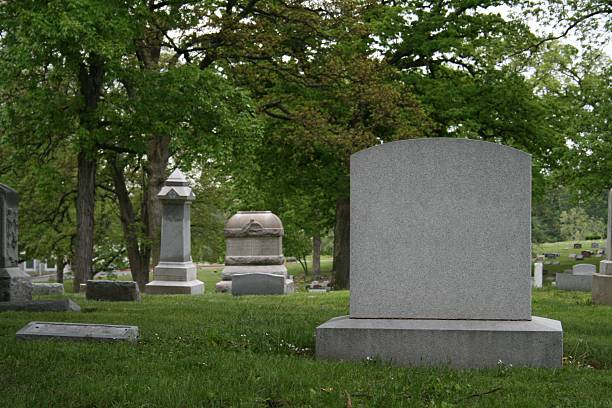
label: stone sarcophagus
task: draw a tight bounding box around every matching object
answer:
[216,211,293,294]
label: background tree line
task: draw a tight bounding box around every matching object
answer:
[0,0,609,290]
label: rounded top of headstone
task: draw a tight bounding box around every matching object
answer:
[224,211,283,237]
[352,138,531,162]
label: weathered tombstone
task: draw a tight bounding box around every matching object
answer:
[555,263,595,291]
[574,243,582,249]
[86,280,141,301]
[576,254,584,260]
[32,283,65,296]
[0,184,32,302]
[215,211,293,295]
[569,253,577,259]
[16,321,138,342]
[316,138,562,368]
[581,250,592,258]
[591,242,599,249]
[593,189,612,305]
[533,262,543,288]
[572,264,596,275]
[146,169,204,295]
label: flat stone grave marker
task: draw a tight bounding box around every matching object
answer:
[591,242,599,248]
[16,321,138,342]
[0,299,80,312]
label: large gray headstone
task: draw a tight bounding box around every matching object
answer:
[0,184,32,302]
[350,138,531,320]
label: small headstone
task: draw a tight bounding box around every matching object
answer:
[0,184,32,302]
[32,283,65,296]
[573,243,582,249]
[16,321,137,342]
[581,250,592,258]
[535,255,545,262]
[572,264,596,276]
[0,299,80,312]
[591,242,599,249]
[569,253,577,259]
[533,262,543,288]
[232,273,294,296]
[146,169,204,295]
[556,272,592,291]
[576,254,584,260]
[79,283,87,292]
[86,280,141,301]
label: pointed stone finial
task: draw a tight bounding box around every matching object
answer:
[157,168,195,201]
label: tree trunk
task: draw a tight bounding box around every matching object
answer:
[332,197,350,289]
[145,136,171,268]
[313,234,321,280]
[73,55,105,293]
[73,150,96,292]
[109,155,151,291]
[56,256,66,284]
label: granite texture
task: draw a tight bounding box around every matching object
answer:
[572,263,596,275]
[16,321,137,342]
[316,316,563,368]
[32,283,65,295]
[0,299,80,312]
[0,267,33,302]
[232,273,294,296]
[221,264,287,280]
[592,273,612,305]
[146,169,203,295]
[607,189,612,260]
[600,260,612,275]
[86,280,141,301]
[349,138,532,320]
[556,273,592,291]
[533,262,543,288]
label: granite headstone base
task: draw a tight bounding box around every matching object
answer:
[146,262,204,295]
[592,273,612,306]
[555,273,592,291]
[0,299,80,312]
[86,280,141,301]
[0,267,33,302]
[316,316,563,368]
[221,264,287,281]
[232,273,294,296]
[16,321,137,342]
[32,283,65,296]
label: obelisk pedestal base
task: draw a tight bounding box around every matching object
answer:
[146,262,203,295]
[0,267,33,302]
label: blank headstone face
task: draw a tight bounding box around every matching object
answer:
[350,138,532,320]
[572,264,596,275]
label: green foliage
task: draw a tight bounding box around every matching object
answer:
[559,207,606,241]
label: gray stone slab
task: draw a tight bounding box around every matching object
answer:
[86,280,141,301]
[592,273,612,306]
[221,264,287,280]
[316,316,562,368]
[232,273,294,296]
[0,268,32,302]
[0,299,80,312]
[16,321,137,342]
[600,260,612,275]
[555,273,592,291]
[572,263,596,275]
[32,283,65,295]
[350,138,531,320]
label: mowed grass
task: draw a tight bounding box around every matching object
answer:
[1,267,611,407]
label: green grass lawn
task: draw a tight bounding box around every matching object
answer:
[1,265,611,407]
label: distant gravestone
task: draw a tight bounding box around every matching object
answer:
[574,243,582,249]
[572,264,596,276]
[86,280,140,301]
[216,211,293,294]
[316,138,562,368]
[16,321,138,342]
[533,262,543,288]
[32,283,65,296]
[593,189,612,305]
[569,253,577,259]
[232,273,294,296]
[576,254,584,260]
[591,242,599,249]
[0,184,32,302]
[146,169,203,295]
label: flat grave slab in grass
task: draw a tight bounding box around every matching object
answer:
[0,299,80,312]
[16,321,139,343]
